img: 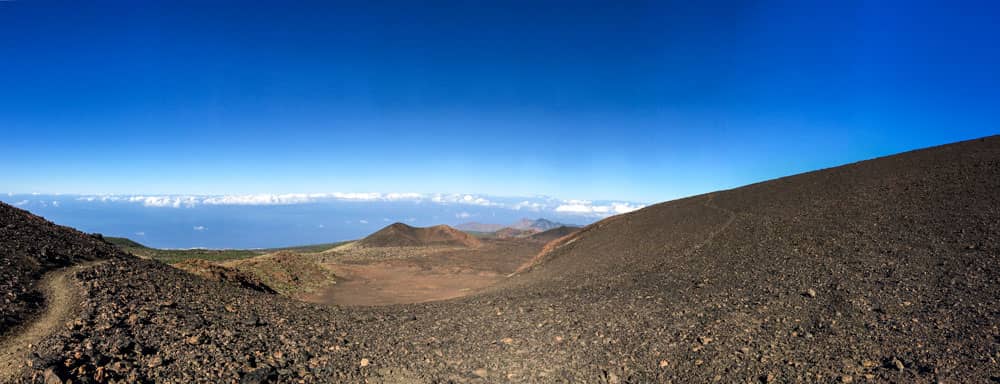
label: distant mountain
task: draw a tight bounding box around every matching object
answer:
[457,218,578,238]
[510,218,573,232]
[454,222,506,233]
[358,223,482,248]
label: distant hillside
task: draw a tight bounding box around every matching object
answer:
[494,227,536,239]
[457,218,577,237]
[454,222,505,232]
[104,237,345,264]
[358,223,482,248]
[105,237,258,264]
[510,218,571,232]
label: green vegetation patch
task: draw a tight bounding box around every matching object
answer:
[106,237,260,264]
[105,237,351,264]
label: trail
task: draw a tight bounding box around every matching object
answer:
[686,193,737,257]
[0,261,104,382]
[639,193,737,276]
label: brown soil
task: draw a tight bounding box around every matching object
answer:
[312,238,541,306]
[307,264,502,306]
[223,251,336,299]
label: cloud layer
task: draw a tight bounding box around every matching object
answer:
[62,192,646,217]
[554,200,645,215]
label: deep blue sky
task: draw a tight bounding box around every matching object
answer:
[1,1,997,203]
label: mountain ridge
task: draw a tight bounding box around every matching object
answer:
[358,222,482,248]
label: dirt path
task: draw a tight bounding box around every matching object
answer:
[0,261,103,381]
[691,194,737,256]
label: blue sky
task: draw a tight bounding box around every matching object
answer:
[1,1,997,203]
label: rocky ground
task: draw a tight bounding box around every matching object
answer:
[2,135,999,383]
[172,259,276,294]
[0,205,126,338]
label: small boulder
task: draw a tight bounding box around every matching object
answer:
[891,358,904,371]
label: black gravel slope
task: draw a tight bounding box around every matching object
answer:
[8,135,1000,383]
[0,205,127,338]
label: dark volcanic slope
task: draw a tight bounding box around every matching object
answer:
[0,205,126,337]
[7,136,1000,383]
[357,223,482,248]
[527,225,580,243]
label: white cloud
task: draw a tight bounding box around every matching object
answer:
[554,204,593,213]
[464,195,494,206]
[76,195,127,203]
[51,201,60,207]
[455,212,472,219]
[13,200,29,206]
[317,224,325,229]
[193,226,206,231]
[330,192,383,201]
[511,200,543,211]
[555,201,645,217]
[202,194,314,206]
[429,193,497,207]
[67,193,646,217]
[75,192,500,208]
[384,192,422,200]
[359,219,369,224]
[612,202,644,214]
[135,231,145,236]
[123,195,198,208]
